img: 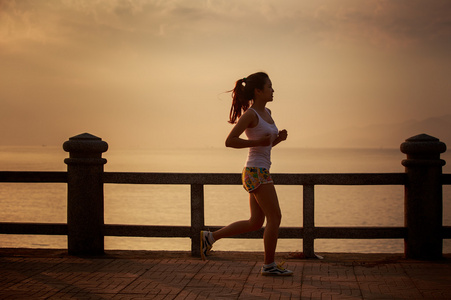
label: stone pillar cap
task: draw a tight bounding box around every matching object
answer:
[69,133,102,141]
[63,133,108,153]
[401,133,446,155]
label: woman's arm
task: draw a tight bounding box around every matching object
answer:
[225,110,272,148]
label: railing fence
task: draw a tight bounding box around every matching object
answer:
[1,133,450,260]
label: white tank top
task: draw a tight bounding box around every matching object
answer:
[244,108,279,170]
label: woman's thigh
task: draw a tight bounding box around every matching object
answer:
[252,183,281,221]
[249,193,265,226]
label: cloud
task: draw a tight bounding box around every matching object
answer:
[3,0,450,53]
[321,0,451,50]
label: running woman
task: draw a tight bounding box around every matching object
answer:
[201,72,293,276]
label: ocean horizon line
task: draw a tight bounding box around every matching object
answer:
[0,144,402,150]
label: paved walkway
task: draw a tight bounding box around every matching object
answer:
[1,249,450,299]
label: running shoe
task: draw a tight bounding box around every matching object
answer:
[200,231,213,261]
[261,262,293,276]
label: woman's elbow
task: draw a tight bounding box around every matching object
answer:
[225,138,233,148]
[225,136,239,148]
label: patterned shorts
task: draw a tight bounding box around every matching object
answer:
[242,167,273,193]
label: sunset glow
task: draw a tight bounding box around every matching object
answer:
[1,0,451,149]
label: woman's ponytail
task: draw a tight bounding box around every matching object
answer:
[228,78,249,124]
[228,72,269,124]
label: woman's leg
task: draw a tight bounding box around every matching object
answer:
[212,193,265,241]
[251,183,282,265]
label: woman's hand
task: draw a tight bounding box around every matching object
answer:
[272,129,288,147]
[278,129,288,141]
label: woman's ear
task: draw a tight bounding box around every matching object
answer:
[254,87,262,97]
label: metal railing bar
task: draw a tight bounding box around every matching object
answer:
[0,223,67,235]
[102,172,406,185]
[0,171,67,183]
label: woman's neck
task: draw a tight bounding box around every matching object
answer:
[251,100,267,112]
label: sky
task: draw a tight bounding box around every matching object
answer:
[1,0,451,150]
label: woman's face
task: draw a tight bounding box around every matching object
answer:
[259,78,274,102]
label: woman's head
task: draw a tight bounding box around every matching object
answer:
[228,72,270,124]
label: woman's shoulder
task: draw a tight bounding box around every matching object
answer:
[243,107,258,117]
[240,108,259,127]
[243,107,257,116]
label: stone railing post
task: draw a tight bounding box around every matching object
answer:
[401,134,446,260]
[63,133,108,255]
[191,184,205,257]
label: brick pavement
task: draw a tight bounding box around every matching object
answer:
[1,249,450,299]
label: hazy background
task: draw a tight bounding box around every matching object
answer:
[2,0,451,150]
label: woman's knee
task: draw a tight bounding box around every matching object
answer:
[266,210,282,227]
[249,216,265,231]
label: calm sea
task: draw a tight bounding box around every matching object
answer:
[1,146,450,253]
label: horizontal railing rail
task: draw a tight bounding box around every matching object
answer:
[0,171,67,183]
[2,170,449,185]
[103,172,407,185]
[0,222,67,235]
